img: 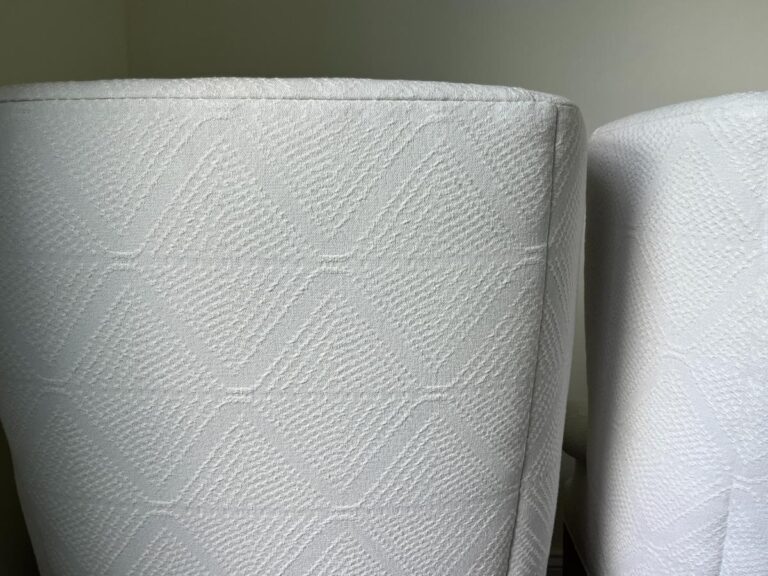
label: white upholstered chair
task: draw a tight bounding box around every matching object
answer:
[0,79,585,576]
[567,93,768,575]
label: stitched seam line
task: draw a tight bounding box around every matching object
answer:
[505,103,562,575]
[0,95,580,107]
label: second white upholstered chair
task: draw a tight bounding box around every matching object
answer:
[569,93,768,575]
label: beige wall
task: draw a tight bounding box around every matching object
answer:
[0,0,127,84]
[1,0,767,571]
[124,0,768,130]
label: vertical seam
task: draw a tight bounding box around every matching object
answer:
[505,103,561,575]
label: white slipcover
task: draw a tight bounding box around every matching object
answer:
[0,78,585,576]
[579,93,768,575]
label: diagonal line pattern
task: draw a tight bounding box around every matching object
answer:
[0,94,583,576]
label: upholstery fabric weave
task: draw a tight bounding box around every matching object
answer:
[0,78,585,576]
[581,93,768,575]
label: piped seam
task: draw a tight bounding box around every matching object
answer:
[504,102,563,574]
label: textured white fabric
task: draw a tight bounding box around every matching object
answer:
[0,78,585,576]
[581,93,768,575]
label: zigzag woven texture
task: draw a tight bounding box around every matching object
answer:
[0,79,585,576]
[583,93,768,575]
